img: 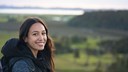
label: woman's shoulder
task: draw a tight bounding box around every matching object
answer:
[12,59,30,72]
[12,58,36,72]
[13,59,29,67]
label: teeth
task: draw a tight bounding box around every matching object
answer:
[38,42,46,45]
[36,42,45,46]
[38,43,43,45]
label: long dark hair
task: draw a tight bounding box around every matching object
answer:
[19,17,55,72]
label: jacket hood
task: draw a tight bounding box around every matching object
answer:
[1,38,34,59]
[1,38,51,71]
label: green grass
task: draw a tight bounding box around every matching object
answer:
[0,31,18,47]
[55,54,87,72]
[55,52,114,72]
[71,36,101,49]
[0,17,8,23]
[85,37,101,49]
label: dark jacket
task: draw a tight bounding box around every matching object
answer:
[1,38,51,72]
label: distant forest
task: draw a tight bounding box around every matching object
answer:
[68,10,128,31]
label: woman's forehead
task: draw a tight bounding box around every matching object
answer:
[29,23,46,32]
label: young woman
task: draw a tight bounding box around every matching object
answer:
[1,17,55,72]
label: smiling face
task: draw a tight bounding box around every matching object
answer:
[25,22,47,53]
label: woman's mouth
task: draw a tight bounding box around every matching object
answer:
[36,42,45,46]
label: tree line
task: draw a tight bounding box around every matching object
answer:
[68,10,128,31]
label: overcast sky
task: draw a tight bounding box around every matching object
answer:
[0,0,128,10]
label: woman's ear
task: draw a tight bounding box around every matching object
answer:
[24,37,28,43]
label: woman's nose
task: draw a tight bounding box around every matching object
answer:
[38,35,44,41]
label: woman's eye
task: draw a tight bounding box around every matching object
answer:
[42,32,46,35]
[33,33,37,36]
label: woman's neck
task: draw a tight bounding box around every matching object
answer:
[30,49,38,58]
[27,44,38,58]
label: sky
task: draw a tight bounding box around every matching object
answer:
[0,0,128,10]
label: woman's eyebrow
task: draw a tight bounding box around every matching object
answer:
[32,31,39,33]
[32,30,46,33]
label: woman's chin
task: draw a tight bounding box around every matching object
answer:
[38,47,45,50]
